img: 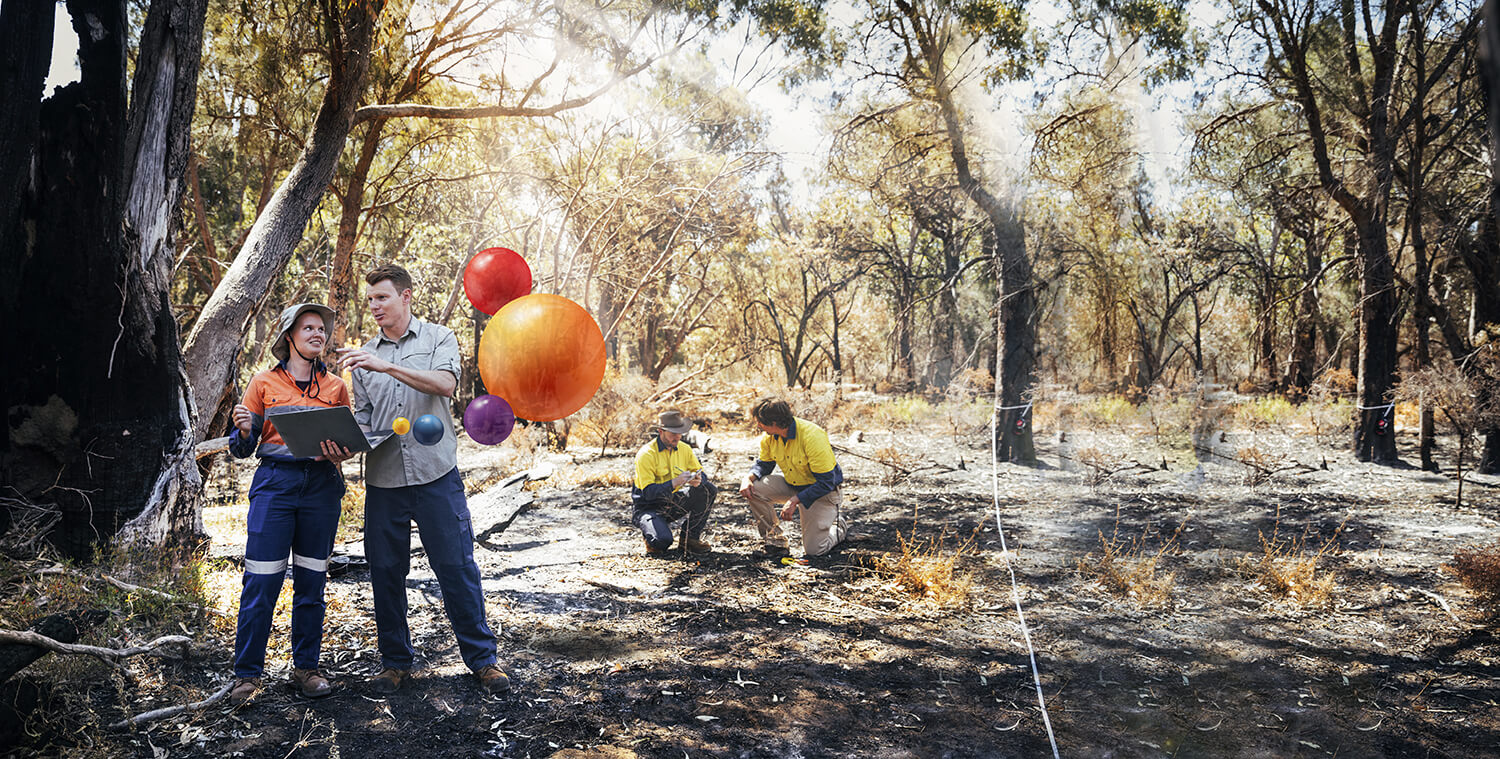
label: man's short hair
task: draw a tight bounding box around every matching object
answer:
[751,397,795,429]
[365,264,413,292]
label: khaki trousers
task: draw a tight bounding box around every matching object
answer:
[744,475,846,556]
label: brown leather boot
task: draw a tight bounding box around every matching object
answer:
[291,668,333,698]
[227,677,260,705]
[475,664,511,695]
[682,537,712,554]
[369,667,408,695]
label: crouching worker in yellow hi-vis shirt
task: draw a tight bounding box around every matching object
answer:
[737,397,848,559]
[632,410,717,556]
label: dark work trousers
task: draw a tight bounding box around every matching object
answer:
[634,480,718,550]
[234,459,344,679]
[365,467,497,672]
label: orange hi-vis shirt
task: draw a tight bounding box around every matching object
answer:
[229,365,351,461]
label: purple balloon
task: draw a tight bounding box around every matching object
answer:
[464,394,516,445]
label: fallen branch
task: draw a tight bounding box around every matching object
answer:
[0,630,192,672]
[830,444,912,475]
[109,679,235,730]
[0,609,107,684]
[583,578,638,595]
[1412,587,1462,623]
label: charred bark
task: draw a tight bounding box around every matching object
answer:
[1,0,207,556]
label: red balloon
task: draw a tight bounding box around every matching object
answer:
[479,294,606,422]
[463,247,533,315]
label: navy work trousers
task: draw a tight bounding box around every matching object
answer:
[365,467,497,671]
[234,459,344,679]
[634,479,717,550]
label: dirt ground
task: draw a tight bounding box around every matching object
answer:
[12,412,1500,758]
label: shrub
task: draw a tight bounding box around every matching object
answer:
[1077,515,1186,607]
[1236,397,1297,428]
[1239,513,1345,608]
[1075,396,1137,427]
[1447,543,1500,609]
[862,525,976,607]
[872,396,934,428]
[573,369,657,453]
[1312,367,1356,398]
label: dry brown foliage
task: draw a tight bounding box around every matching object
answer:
[1077,514,1187,607]
[574,369,658,454]
[1446,543,1500,609]
[1238,511,1345,608]
[861,524,977,607]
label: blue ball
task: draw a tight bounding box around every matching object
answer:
[412,414,445,446]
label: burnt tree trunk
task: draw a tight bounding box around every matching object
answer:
[1481,0,1500,473]
[0,0,208,555]
[1352,222,1401,464]
[1283,227,1322,397]
[993,215,1038,464]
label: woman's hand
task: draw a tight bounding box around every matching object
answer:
[232,404,254,436]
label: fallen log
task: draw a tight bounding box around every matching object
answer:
[0,609,107,684]
[195,436,232,460]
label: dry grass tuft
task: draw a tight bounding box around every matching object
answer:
[1446,543,1500,609]
[337,480,366,542]
[566,469,633,489]
[1077,515,1187,607]
[861,523,977,607]
[1239,511,1345,608]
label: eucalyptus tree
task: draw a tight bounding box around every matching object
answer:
[507,59,768,381]
[802,0,1039,457]
[825,99,990,389]
[1188,98,1353,395]
[1233,0,1480,463]
[1,0,209,553]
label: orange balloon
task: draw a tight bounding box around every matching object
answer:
[479,294,606,422]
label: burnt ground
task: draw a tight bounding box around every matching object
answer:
[10,419,1500,759]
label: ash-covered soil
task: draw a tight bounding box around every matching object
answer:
[43,421,1500,758]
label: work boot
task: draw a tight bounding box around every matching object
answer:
[644,537,668,556]
[227,677,261,705]
[475,664,512,695]
[291,668,333,698]
[682,537,712,554]
[369,667,408,695]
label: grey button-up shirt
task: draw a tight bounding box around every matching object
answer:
[351,316,461,488]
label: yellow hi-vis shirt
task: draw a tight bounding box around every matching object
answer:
[634,438,703,493]
[758,417,837,487]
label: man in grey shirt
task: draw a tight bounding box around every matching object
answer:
[340,263,509,696]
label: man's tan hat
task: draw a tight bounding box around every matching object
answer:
[657,410,693,435]
[272,303,337,361]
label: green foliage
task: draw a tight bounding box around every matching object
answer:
[1236,397,1297,428]
[874,396,935,426]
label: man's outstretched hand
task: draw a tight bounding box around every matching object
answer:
[337,347,391,374]
[319,440,355,464]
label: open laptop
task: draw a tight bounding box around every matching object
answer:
[267,406,394,459]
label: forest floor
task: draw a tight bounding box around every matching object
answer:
[6,399,1500,758]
